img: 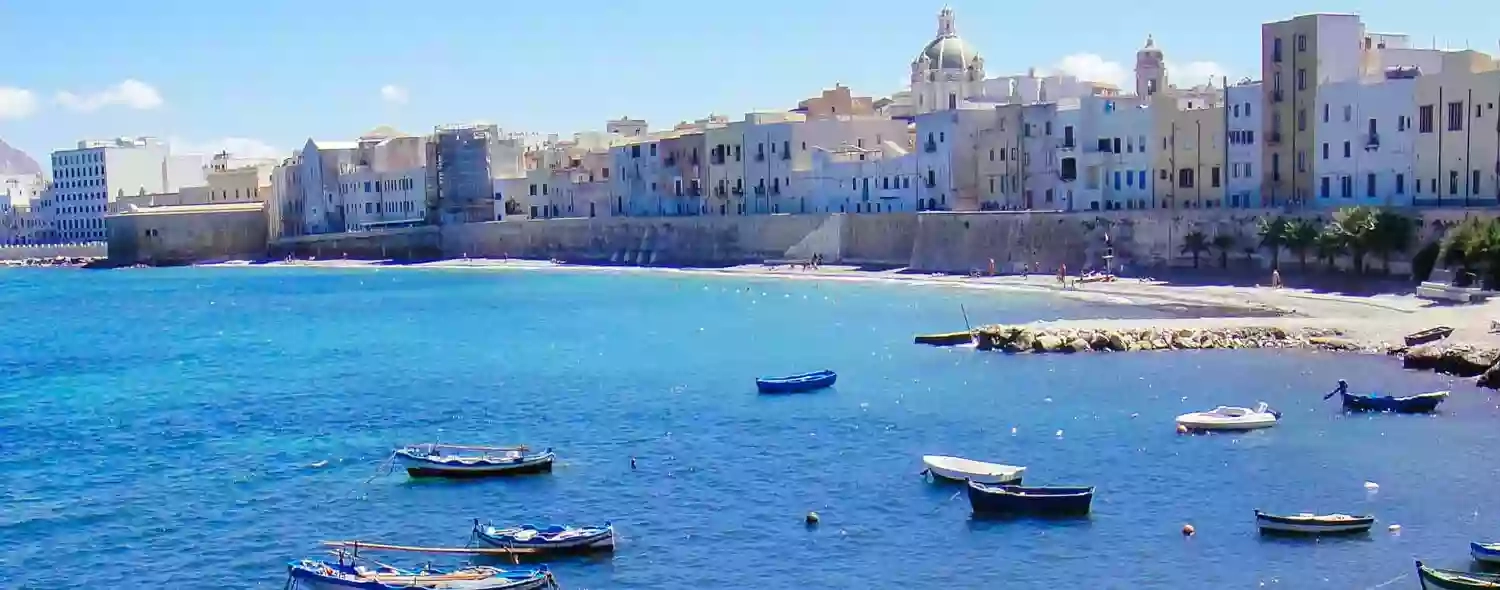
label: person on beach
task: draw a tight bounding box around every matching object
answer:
[988,258,996,276]
[1270,268,1283,289]
[1021,262,1030,279]
[1058,263,1067,288]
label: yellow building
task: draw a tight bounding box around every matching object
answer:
[1151,95,1227,209]
[1412,56,1500,205]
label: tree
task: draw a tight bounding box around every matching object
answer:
[1440,216,1486,272]
[1443,217,1500,289]
[1284,218,1320,270]
[1211,233,1236,269]
[1257,216,1290,269]
[1328,206,1379,274]
[504,198,524,216]
[1181,231,1209,268]
[1315,228,1348,272]
[1367,210,1414,275]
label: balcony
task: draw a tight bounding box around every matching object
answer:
[1061,139,1076,150]
[924,141,938,153]
[1267,131,1283,145]
[664,157,677,166]
[732,187,744,196]
[770,186,781,196]
[925,179,937,189]
[754,185,766,195]
[1273,50,1282,63]
[755,152,765,162]
[688,186,702,197]
[781,150,790,161]
[1365,133,1381,149]
[714,186,727,197]
[1272,90,1284,103]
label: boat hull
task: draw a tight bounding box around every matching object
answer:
[1341,391,1448,413]
[397,451,556,479]
[1254,511,1374,535]
[287,562,552,590]
[966,482,1093,516]
[922,455,1024,485]
[476,525,616,553]
[756,370,837,394]
[1405,326,1455,347]
[1416,560,1500,589]
[1473,542,1500,565]
[914,332,974,346]
[1175,416,1277,431]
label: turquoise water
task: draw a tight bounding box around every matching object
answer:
[2,266,1498,589]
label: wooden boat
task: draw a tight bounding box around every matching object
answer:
[1472,542,1500,565]
[394,444,555,478]
[1175,402,1280,431]
[755,369,836,394]
[286,558,556,590]
[922,455,1024,485]
[1253,510,1374,535]
[1406,326,1455,347]
[1340,390,1449,413]
[1416,560,1500,589]
[914,331,975,346]
[473,521,615,553]
[966,481,1094,516]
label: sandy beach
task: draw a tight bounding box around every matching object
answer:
[227,257,1500,352]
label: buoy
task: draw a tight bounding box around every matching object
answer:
[805,511,820,525]
[1182,524,1196,536]
[630,457,637,470]
[1176,424,1189,435]
[1055,430,1064,437]
[1364,481,1379,490]
[1388,524,1401,532]
[1010,427,1018,435]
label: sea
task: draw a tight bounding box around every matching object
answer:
[1,266,1497,589]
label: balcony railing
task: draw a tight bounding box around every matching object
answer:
[1267,131,1283,144]
[714,186,727,197]
[732,187,744,196]
[770,186,781,196]
[755,152,765,162]
[1272,90,1284,103]
[1365,133,1381,149]
[1061,139,1076,150]
[781,150,790,161]
[754,185,766,195]
[924,141,938,153]
[925,179,937,188]
[688,186,701,197]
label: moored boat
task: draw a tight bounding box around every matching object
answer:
[1175,402,1280,431]
[1406,326,1455,347]
[394,444,555,478]
[1416,560,1500,589]
[286,558,556,590]
[473,521,615,553]
[1340,390,1449,413]
[1253,510,1374,535]
[755,369,837,394]
[966,481,1094,516]
[921,455,1024,485]
[914,331,975,346]
[1473,542,1500,565]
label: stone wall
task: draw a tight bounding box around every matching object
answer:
[441,214,833,266]
[107,207,268,265]
[841,213,918,266]
[269,226,441,261]
[0,243,106,260]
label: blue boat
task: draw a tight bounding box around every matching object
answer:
[1473,541,1500,565]
[1324,380,1450,413]
[756,369,836,394]
[286,558,555,590]
[966,481,1094,516]
[394,444,555,478]
[473,520,616,553]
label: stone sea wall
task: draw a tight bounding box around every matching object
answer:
[973,324,1353,354]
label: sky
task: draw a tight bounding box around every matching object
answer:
[0,0,1494,166]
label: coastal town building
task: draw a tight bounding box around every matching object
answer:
[1413,64,1500,207]
[1226,81,1263,208]
[1310,76,1417,207]
[39,137,211,244]
[1,173,45,244]
[1152,92,1227,209]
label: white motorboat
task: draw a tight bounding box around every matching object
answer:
[1175,402,1280,431]
[921,455,1025,484]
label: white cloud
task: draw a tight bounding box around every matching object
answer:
[380,84,409,105]
[0,86,39,120]
[169,137,284,160]
[55,79,164,112]
[1054,53,1232,90]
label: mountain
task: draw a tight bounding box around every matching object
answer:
[0,138,42,176]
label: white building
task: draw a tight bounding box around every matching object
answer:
[337,132,426,231]
[1313,76,1417,206]
[292,139,358,235]
[44,137,188,243]
[801,143,918,213]
[1,174,46,244]
[1226,81,1264,208]
[740,113,800,214]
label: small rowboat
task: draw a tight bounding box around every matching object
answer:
[286,558,557,590]
[1472,542,1500,565]
[394,444,555,479]
[921,455,1024,485]
[1175,402,1280,431]
[1405,326,1455,347]
[1340,390,1449,413]
[1416,560,1500,589]
[914,331,975,346]
[1254,510,1374,535]
[966,482,1094,516]
[756,369,836,394]
[473,521,616,554]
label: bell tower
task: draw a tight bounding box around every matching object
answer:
[1134,34,1168,97]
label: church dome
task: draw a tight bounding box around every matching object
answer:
[918,36,978,71]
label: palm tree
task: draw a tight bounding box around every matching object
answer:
[1284,218,1319,270]
[1181,231,1209,268]
[1329,206,1378,275]
[1257,216,1290,270]
[1367,210,1414,275]
[1210,234,1235,269]
[1315,228,1348,272]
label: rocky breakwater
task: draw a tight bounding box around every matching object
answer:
[1398,342,1500,387]
[973,325,1355,354]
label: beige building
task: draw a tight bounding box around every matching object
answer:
[796,84,875,119]
[1152,94,1227,209]
[1413,63,1500,205]
[704,120,748,215]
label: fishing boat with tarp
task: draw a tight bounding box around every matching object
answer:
[1324,380,1449,413]
[285,556,557,590]
[473,520,615,554]
[755,369,836,394]
[1473,542,1500,565]
[1416,560,1500,589]
[1253,510,1374,535]
[914,331,975,346]
[966,482,1094,516]
[394,444,555,478]
[921,455,1024,485]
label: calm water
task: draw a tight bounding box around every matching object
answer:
[2,266,1498,589]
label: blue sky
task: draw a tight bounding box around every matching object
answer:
[0,0,1492,165]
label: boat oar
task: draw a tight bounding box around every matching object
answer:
[1322,390,1338,400]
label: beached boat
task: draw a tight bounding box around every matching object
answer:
[1340,390,1450,413]
[473,521,615,553]
[966,482,1094,516]
[1472,542,1500,565]
[914,331,975,346]
[1416,560,1500,589]
[921,455,1025,485]
[1253,510,1374,535]
[394,444,555,478]
[1175,402,1280,431]
[1406,326,1456,347]
[755,369,836,394]
[286,558,556,590]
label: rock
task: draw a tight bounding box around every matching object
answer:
[1002,341,1027,354]
[1013,328,1036,351]
[1150,339,1168,350]
[1067,338,1092,353]
[1034,335,1063,352]
[1089,331,1110,350]
[1268,327,1288,340]
[1479,360,1500,389]
[1446,346,1500,377]
[1309,336,1359,351]
[1172,336,1199,350]
[1107,332,1129,352]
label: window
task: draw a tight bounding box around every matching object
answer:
[1211,167,1221,188]
[1418,105,1434,133]
[1299,69,1308,91]
[1343,141,1351,158]
[1113,137,1121,153]
[1322,143,1329,159]
[1475,170,1482,194]
[1447,101,1465,131]
[1449,170,1459,195]
[1233,104,1240,117]
[1297,34,1307,52]
[1244,163,1252,178]
[1273,38,1283,61]
[1398,115,1408,132]
[1367,173,1376,197]
[1298,109,1306,131]
[1178,168,1195,189]
[1395,173,1405,194]
[1340,175,1352,198]
[1344,105,1353,122]
[1321,177,1331,198]
[1322,103,1329,123]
